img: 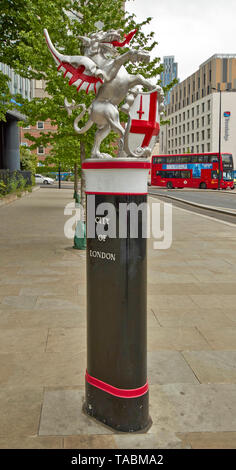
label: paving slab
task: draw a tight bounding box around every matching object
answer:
[0,351,86,387]
[46,327,86,354]
[147,326,210,351]
[0,308,86,329]
[0,436,63,449]
[0,328,48,353]
[197,327,236,350]
[0,387,43,437]
[182,351,236,383]
[150,383,236,433]
[147,351,199,385]
[153,307,235,328]
[177,432,236,449]
[64,435,117,449]
[39,389,113,436]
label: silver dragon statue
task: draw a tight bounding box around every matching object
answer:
[44,27,164,159]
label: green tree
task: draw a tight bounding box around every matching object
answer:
[2,1,170,204]
[0,0,72,119]
[20,145,38,173]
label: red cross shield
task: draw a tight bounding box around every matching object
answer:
[124,90,160,157]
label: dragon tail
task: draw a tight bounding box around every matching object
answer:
[73,105,93,134]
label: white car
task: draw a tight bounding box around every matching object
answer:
[35,174,55,185]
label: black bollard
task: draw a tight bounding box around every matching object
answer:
[82,159,151,432]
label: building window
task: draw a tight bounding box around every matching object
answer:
[202,103,205,113]
[197,105,199,115]
[202,144,204,152]
[202,116,205,126]
[208,100,211,111]
[187,110,190,119]
[183,112,185,120]
[196,145,199,153]
[192,134,194,143]
[192,121,194,130]
[37,122,44,129]
[183,136,185,144]
[197,119,199,128]
[187,122,190,131]
[183,124,185,133]
[207,143,210,152]
[202,130,205,140]
[208,114,211,125]
[197,132,199,142]
[192,108,194,117]
[37,146,45,155]
[207,128,211,139]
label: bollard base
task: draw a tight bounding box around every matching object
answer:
[84,381,152,433]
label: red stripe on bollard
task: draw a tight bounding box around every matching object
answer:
[85,370,148,398]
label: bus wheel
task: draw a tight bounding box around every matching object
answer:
[167,182,173,189]
[199,182,207,189]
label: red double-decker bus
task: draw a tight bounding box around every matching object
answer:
[151,153,234,190]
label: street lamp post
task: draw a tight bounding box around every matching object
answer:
[212,87,222,190]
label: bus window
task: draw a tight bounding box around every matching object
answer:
[211,171,218,179]
[180,170,191,178]
[181,156,189,163]
[209,155,218,163]
[197,155,205,163]
[222,154,233,168]
[168,155,177,163]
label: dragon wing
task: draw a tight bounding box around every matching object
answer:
[44,29,103,94]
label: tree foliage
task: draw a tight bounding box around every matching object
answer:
[1,0,170,188]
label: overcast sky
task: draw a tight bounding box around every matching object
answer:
[125,0,236,82]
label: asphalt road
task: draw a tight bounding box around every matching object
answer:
[149,187,236,211]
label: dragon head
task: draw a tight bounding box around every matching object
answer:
[78,29,136,58]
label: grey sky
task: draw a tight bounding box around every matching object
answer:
[126,0,236,82]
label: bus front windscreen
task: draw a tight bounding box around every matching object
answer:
[223,170,234,181]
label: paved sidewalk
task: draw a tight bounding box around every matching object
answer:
[0,188,236,449]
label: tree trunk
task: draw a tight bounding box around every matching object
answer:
[80,141,86,217]
[74,161,78,195]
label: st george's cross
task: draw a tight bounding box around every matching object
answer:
[125,90,160,156]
